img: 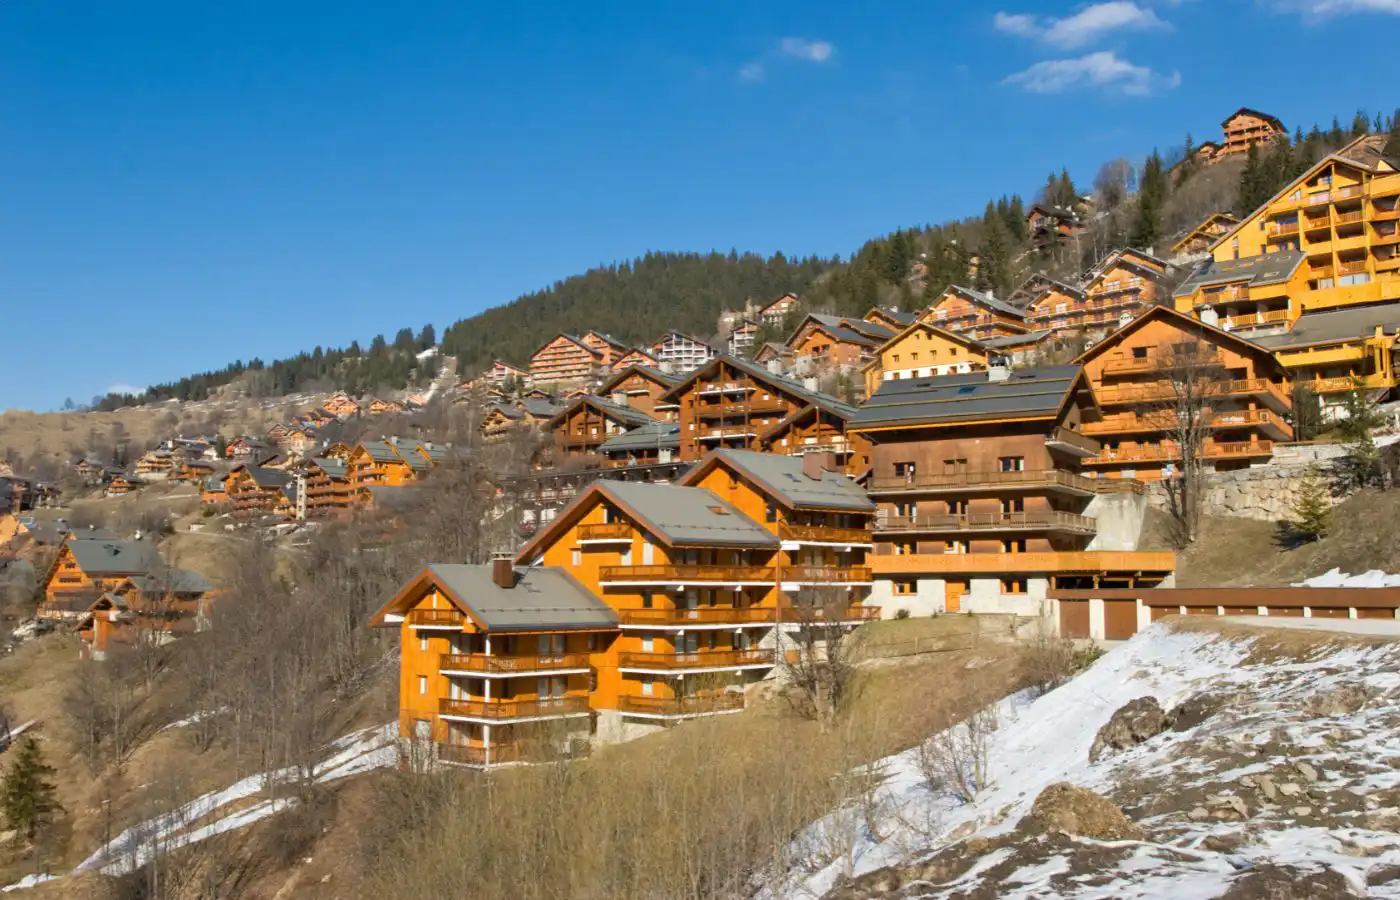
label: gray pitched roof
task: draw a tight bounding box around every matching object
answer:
[980,329,1056,349]
[703,449,874,512]
[1252,304,1400,350]
[599,481,777,548]
[598,365,682,394]
[871,307,918,327]
[67,539,161,577]
[945,286,1026,319]
[852,365,1082,429]
[312,457,350,479]
[1172,250,1305,298]
[661,355,851,413]
[129,570,213,594]
[803,314,896,346]
[242,465,293,488]
[426,564,618,632]
[518,397,561,418]
[598,422,681,454]
[359,440,404,463]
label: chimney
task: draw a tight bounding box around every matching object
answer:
[491,556,515,589]
[802,451,836,480]
[659,361,676,375]
[985,289,995,300]
[987,358,1011,383]
[611,391,627,405]
[802,377,819,392]
[766,359,785,375]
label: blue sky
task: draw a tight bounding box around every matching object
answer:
[3,0,1398,411]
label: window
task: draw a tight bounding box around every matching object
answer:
[571,548,581,567]
[418,675,428,696]
[946,499,965,514]
[1002,539,1026,553]
[1001,578,1027,594]
[1002,497,1025,514]
[765,502,778,523]
[419,635,428,653]
[587,634,598,651]
[893,580,915,596]
[1131,346,1148,359]
[641,591,654,609]
[641,636,654,652]
[894,541,915,556]
[998,456,1025,472]
[895,501,916,518]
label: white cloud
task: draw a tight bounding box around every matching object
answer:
[778,37,835,63]
[1002,51,1181,95]
[1272,0,1400,14]
[738,61,765,82]
[994,2,1169,48]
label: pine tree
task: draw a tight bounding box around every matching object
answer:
[976,208,1013,297]
[1007,195,1027,243]
[1338,382,1388,490]
[1290,465,1332,542]
[1237,143,1267,217]
[1,737,59,843]
[1131,150,1167,251]
[1385,111,1400,161]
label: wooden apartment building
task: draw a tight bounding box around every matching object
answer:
[1173,135,1400,407]
[76,568,214,659]
[530,334,606,385]
[596,365,682,420]
[1214,108,1286,162]
[784,313,896,374]
[757,292,800,325]
[548,395,659,465]
[650,332,717,374]
[852,365,1174,617]
[862,320,990,394]
[373,449,876,765]
[1075,306,1293,480]
[1170,212,1240,259]
[921,286,1030,341]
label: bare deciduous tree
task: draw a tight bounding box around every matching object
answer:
[1152,340,1228,547]
[780,587,861,729]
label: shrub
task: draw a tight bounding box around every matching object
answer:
[894,608,910,620]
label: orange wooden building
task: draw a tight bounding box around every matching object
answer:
[1074,306,1293,480]
[548,395,659,465]
[921,286,1030,341]
[530,334,605,385]
[784,314,896,373]
[596,365,683,419]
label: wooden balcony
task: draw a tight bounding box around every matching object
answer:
[617,649,776,670]
[1335,210,1365,226]
[781,565,874,583]
[1198,286,1247,304]
[1086,409,1290,439]
[1303,216,1331,232]
[868,469,1099,496]
[871,550,1176,576]
[559,433,607,448]
[778,605,882,623]
[1267,221,1300,237]
[1095,378,1288,410]
[599,565,776,585]
[695,427,760,443]
[1308,373,1395,394]
[406,608,465,627]
[1101,355,1166,375]
[877,510,1097,535]
[1046,427,1099,457]
[777,522,873,545]
[439,652,592,674]
[1337,260,1368,276]
[438,696,592,721]
[436,742,524,767]
[578,522,632,542]
[616,607,776,626]
[1222,309,1291,329]
[616,693,746,717]
[1085,440,1274,466]
[694,399,788,419]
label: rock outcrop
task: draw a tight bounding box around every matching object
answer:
[1025,782,1144,841]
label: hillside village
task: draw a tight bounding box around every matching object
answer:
[4,106,1400,897]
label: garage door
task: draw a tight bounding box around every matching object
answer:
[1309,607,1350,619]
[1103,600,1138,641]
[1358,608,1397,620]
[1059,599,1090,639]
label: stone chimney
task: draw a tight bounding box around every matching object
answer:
[987,360,1011,383]
[802,451,836,480]
[802,376,820,392]
[491,556,515,589]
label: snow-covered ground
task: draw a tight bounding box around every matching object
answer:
[779,620,1400,899]
[0,724,396,892]
[1296,567,1400,588]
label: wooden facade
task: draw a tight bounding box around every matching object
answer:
[1075,306,1293,481]
[596,366,681,420]
[1215,108,1285,161]
[758,292,800,325]
[759,403,873,476]
[611,348,659,372]
[530,334,604,385]
[862,320,989,395]
[659,356,843,462]
[1170,212,1240,258]
[785,314,895,373]
[921,286,1029,341]
[549,396,658,465]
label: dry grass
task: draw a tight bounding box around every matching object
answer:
[1146,489,1400,588]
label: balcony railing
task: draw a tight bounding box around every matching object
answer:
[694,400,788,419]
[1046,426,1100,455]
[777,522,873,544]
[878,510,1097,534]
[599,565,776,584]
[868,469,1099,495]
[438,696,592,720]
[617,649,776,670]
[1303,216,1331,231]
[1095,378,1287,407]
[1222,309,1291,329]
[578,522,632,541]
[778,605,882,623]
[439,653,592,674]
[1309,373,1394,394]
[1267,221,1300,236]
[870,550,1176,576]
[616,607,776,626]
[406,609,465,627]
[436,742,524,767]
[1086,440,1274,465]
[1101,355,1166,374]
[1335,210,1364,225]
[696,428,760,442]
[782,565,874,583]
[1338,261,1368,276]
[617,694,746,716]
[559,433,607,448]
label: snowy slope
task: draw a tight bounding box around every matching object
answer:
[781,621,1400,899]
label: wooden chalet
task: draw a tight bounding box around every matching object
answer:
[861,320,990,395]
[76,568,214,659]
[758,292,800,325]
[656,355,859,464]
[40,537,162,622]
[580,331,631,369]
[784,314,896,373]
[1074,305,1293,481]
[266,423,291,445]
[225,464,297,517]
[225,436,272,461]
[1024,280,1092,332]
[133,450,174,478]
[1073,248,1172,332]
[530,334,605,385]
[611,347,659,372]
[862,307,918,332]
[1216,108,1285,161]
[106,474,140,497]
[920,285,1030,341]
[169,459,215,482]
[549,395,660,464]
[365,396,406,416]
[468,360,532,391]
[758,397,872,476]
[1170,212,1241,259]
[322,393,361,418]
[347,437,446,495]
[725,319,761,358]
[1026,204,1083,246]
[753,342,792,368]
[597,421,682,467]
[596,365,683,420]
[199,475,228,507]
[300,455,357,518]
